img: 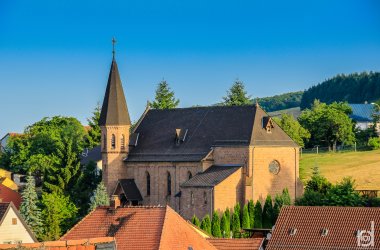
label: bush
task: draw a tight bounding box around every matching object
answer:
[253,201,263,228]
[211,212,222,237]
[248,200,255,229]
[220,213,230,238]
[191,215,200,227]
[368,137,380,150]
[200,215,212,235]
[262,195,274,229]
[242,204,250,229]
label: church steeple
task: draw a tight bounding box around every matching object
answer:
[99,41,131,126]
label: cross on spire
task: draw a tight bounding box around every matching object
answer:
[112,37,117,59]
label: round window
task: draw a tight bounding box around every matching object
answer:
[269,160,280,175]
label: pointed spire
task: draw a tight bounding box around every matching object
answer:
[112,37,116,60]
[99,41,131,126]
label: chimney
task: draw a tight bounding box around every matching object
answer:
[110,195,121,209]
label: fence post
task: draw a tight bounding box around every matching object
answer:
[317,146,319,155]
[354,142,357,152]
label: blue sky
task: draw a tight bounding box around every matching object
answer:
[1,0,380,134]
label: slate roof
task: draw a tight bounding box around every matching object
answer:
[0,203,8,222]
[99,59,131,126]
[181,165,242,187]
[127,105,298,162]
[349,103,379,122]
[266,206,380,250]
[0,183,22,209]
[80,146,102,165]
[115,179,143,201]
[207,238,264,250]
[61,206,217,250]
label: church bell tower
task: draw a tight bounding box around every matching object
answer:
[99,38,131,195]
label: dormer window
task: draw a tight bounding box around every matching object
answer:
[175,128,188,145]
[263,117,274,133]
[321,228,329,236]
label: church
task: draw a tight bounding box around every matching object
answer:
[98,54,302,220]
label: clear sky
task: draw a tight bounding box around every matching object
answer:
[1,0,380,134]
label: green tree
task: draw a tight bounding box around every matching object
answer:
[191,215,201,228]
[248,200,255,229]
[281,188,291,206]
[233,203,241,225]
[231,211,241,238]
[241,204,250,229]
[85,104,101,149]
[89,182,109,212]
[211,212,222,238]
[273,114,310,147]
[273,194,283,224]
[253,201,263,228]
[262,195,274,229]
[323,177,363,206]
[41,192,78,240]
[150,80,179,109]
[19,175,43,239]
[200,215,212,235]
[299,100,355,151]
[220,213,230,238]
[223,80,252,106]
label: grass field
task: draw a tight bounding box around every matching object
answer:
[300,149,380,190]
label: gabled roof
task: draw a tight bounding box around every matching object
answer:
[126,105,297,162]
[207,238,264,250]
[99,59,131,126]
[80,145,102,165]
[0,183,22,209]
[61,206,216,250]
[266,206,380,250]
[181,165,242,188]
[349,103,379,122]
[114,179,143,201]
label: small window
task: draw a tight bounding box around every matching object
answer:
[146,172,151,196]
[12,218,17,225]
[111,134,116,149]
[121,134,125,150]
[203,191,207,205]
[167,172,172,196]
[190,191,194,206]
[103,134,107,149]
[188,171,192,180]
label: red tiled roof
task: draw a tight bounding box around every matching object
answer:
[0,183,22,209]
[207,238,264,250]
[267,206,380,250]
[0,237,115,249]
[61,206,216,250]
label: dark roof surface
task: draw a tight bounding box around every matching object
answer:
[99,59,131,126]
[181,165,242,187]
[116,179,143,201]
[80,146,102,165]
[0,203,8,222]
[127,105,297,162]
[349,103,379,122]
[266,206,380,250]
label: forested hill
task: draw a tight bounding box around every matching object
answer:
[255,91,303,112]
[300,72,380,109]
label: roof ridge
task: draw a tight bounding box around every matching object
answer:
[157,206,170,250]
[149,105,256,111]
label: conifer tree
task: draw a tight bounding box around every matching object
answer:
[223,80,252,106]
[242,204,250,229]
[248,200,255,229]
[253,201,263,228]
[89,182,109,212]
[233,203,241,225]
[273,194,283,225]
[211,212,222,238]
[85,104,101,149]
[200,215,212,235]
[220,213,230,238]
[20,175,43,239]
[231,211,241,238]
[262,195,274,229]
[150,80,179,109]
[191,215,200,227]
[282,188,291,206]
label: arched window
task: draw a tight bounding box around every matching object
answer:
[203,191,207,205]
[111,134,116,149]
[121,134,125,150]
[146,172,151,196]
[167,172,171,196]
[103,134,107,149]
[188,171,192,180]
[190,191,194,206]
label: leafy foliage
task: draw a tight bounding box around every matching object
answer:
[222,80,252,106]
[211,212,222,237]
[300,72,380,109]
[273,114,310,147]
[241,204,250,229]
[248,200,255,229]
[191,215,200,228]
[368,137,380,150]
[85,104,101,149]
[231,211,241,237]
[262,195,274,229]
[20,175,43,239]
[150,80,179,109]
[220,213,230,238]
[200,215,212,235]
[89,181,109,212]
[254,91,303,112]
[253,201,263,228]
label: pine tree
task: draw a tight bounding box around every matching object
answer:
[248,200,255,229]
[200,215,212,235]
[233,203,241,225]
[231,211,241,238]
[220,213,230,238]
[223,80,252,106]
[282,188,291,206]
[262,195,274,229]
[273,194,283,225]
[150,80,179,109]
[242,204,250,229]
[253,201,263,228]
[85,104,101,149]
[191,215,200,227]
[211,212,222,238]
[20,175,43,239]
[89,182,109,212]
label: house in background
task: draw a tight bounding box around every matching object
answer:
[349,103,380,133]
[0,184,22,209]
[266,206,380,249]
[0,133,21,153]
[0,202,37,244]
[80,145,102,174]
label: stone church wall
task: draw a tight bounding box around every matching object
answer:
[180,187,212,220]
